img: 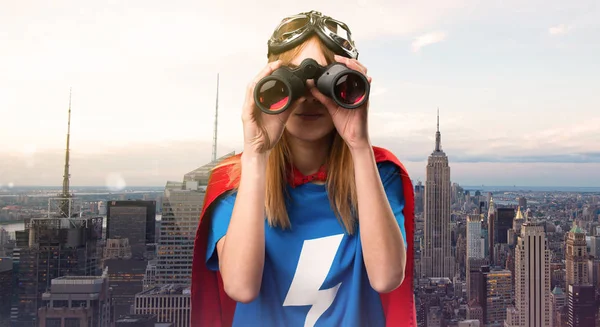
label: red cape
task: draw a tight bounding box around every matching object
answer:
[191,146,416,326]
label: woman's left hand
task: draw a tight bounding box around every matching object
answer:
[308,54,372,151]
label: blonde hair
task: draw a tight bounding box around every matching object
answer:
[215,35,359,234]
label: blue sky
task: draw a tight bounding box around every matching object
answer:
[1,0,599,187]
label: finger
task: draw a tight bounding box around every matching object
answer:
[344,56,368,75]
[333,54,350,68]
[306,80,337,109]
[243,60,284,118]
[308,86,338,113]
[348,60,367,76]
[334,54,367,75]
[334,55,371,86]
[246,60,284,101]
[252,60,283,86]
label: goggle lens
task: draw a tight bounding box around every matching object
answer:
[323,19,353,51]
[272,16,310,43]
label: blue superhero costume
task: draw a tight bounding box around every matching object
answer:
[205,162,407,327]
[191,146,416,327]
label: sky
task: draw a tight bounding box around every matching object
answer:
[1,0,599,188]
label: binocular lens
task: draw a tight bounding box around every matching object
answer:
[257,79,290,112]
[334,73,366,105]
[254,58,370,114]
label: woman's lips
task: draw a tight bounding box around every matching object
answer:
[295,113,323,121]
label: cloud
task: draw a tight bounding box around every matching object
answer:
[411,31,447,52]
[370,87,389,97]
[368,109,600,160]
[548,24,572,36]
[0,1,477,154]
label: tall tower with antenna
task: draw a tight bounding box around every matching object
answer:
[14,89,103,326]
[435,107,442,152]
[421,108,455,279]
[212,73,219,162]
[58,88,74,218]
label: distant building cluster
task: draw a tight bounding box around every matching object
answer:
[0,152,235,327]
[412,117,600,327]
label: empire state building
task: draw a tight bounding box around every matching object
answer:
[420,110,455,279]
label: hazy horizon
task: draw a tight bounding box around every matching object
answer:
[4,184,600,190]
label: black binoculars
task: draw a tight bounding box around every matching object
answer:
[254,58,370,114]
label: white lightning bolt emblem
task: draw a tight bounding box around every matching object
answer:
[283,234,344,327]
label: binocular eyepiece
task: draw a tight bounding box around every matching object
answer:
[254,58,370,114]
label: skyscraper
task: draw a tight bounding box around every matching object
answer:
[518,197,527,210]
[496,207,515,245]
[564,222,595,327]
[550,286,567,327]
[12,91,103,326]
[14,215,103,326]
[505,217,552,327]
[508,207,525,247]
[106,200,156,259]
[155,181,205,286]
[0,257,13,326]
[154,152,235,286]
[488,198,496,266]
[565,222,589,287]
[467,214,486,303]
[483,268,513,327]
[467,214,484,259]
[421,110,455,279]
[37,269,113,327]
[104,200,157,320]
[567,285,596,327]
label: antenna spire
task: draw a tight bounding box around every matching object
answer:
[212,74,219,162]
[62,88,72,197]
[58,88,73,218]
[435,107,442,152]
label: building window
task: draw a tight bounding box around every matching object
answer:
[65,318,81,327]
[45,319,61,327]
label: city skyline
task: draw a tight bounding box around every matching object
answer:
[2,1,600,187]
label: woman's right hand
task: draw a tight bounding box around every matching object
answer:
[241,60,296,155]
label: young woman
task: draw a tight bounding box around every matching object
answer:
[192,10,415,327]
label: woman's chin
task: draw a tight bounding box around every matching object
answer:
[285,121,335,144]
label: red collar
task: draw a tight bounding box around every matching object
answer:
[288,164,327,188]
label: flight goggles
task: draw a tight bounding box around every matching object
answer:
[267,10,359,60]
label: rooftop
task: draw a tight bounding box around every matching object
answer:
[52,276,105,285]
[51,267,108,286]
[570,222,584,234]
[138,284,191,296]
[515,206,525,220]
[115,314,157,323]
[183,151,236,183]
